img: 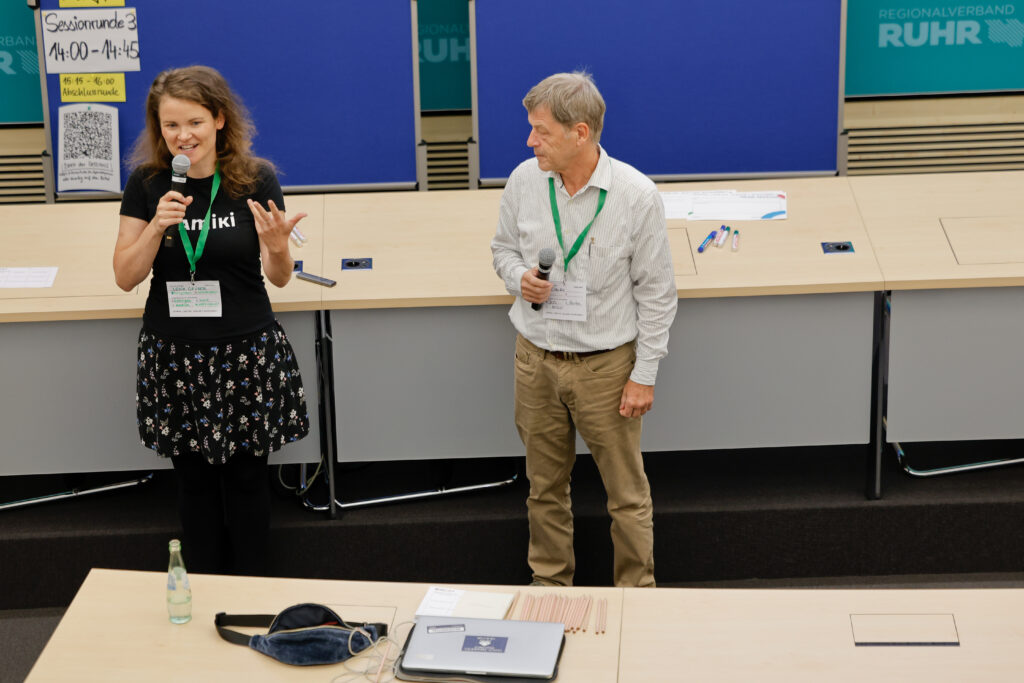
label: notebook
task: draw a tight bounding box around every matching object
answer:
[415,586,517,619]
[397,615,565,680]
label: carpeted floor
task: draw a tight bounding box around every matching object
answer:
[1,608,63,683]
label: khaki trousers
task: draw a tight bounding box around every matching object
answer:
[513,335,655,587]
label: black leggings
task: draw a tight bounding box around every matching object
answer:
[170,454,271,576]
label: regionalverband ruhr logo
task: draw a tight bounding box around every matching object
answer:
[877,5,1024,47]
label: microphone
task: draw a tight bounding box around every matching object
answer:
[164,154,191,246]
[531,247,556,311]
[171,154,190,186]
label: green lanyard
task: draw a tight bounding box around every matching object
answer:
[548,177,607,274]
[177,165,221,283]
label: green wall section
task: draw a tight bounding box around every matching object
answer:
[418,0,471,111]
[1,3,43,124]
[847,0,1024,96]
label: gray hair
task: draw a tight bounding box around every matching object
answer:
[522,71,605,145]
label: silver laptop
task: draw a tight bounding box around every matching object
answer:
[398,616,565,680]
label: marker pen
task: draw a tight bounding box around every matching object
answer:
[731,229,740,252]
[697,229,717,253]
[715,225,731,248]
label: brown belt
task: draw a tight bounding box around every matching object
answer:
[546,349,611,361]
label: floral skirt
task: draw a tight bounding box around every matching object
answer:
[136,321,310,463]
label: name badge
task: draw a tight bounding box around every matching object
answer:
[167,280,223,317]
[543,280,587,321]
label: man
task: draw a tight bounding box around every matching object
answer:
[491,72,677,587]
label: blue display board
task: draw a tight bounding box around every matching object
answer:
[475,0,841,179]
[40,1,416,191]
[846,0,1024,96]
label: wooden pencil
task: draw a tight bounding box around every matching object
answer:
[581,595,593,632]
[523,594,535,621]
[565,596,579,632]
[576,595,589,632]
[570,596,584,631]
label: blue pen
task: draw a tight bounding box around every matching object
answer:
[697,229,718,253]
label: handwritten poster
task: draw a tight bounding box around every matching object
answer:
[41,8,139,73]
[60,72,125,101]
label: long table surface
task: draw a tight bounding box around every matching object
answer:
[5,173,1021,465]
[0,195,328,323]
[620,584,1024,682]
[850,171,1024,290]
[27,569,1024,682]
[8,171,1024,323]
[2,175,895,324]
[26,569,623,683]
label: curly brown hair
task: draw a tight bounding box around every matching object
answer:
[127,65,274,198]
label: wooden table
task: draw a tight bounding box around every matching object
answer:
[1,178,884,478]
[319,179,883,468]
[13,173,1022,490]
[27,569,623,682]
[0,197,325,476]
[620,585,1024,682]
[851,172,1024,450]
[28,569,1024,682]
[0,195,328,323]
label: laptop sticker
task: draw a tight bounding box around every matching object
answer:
[462,636,508,653]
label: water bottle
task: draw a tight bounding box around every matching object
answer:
[167,539,192,624]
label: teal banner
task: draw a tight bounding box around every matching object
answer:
[0,2,43,123]
[846,1,1024,96]
[418,0,471,111]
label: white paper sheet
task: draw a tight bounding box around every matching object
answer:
[689,191,788,221]
[41,8,141,74]
[660,190,738,219]
[660,192,695,219]
[0,267,58,288]
[415,586,516,619]
[661,190,787,220]
[57,102,121,193]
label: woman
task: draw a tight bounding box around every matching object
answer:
[113,65,309,575]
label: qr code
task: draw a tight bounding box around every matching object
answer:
[62,110,113,160]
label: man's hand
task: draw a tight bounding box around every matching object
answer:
[520,266,553,305]
[619,380,654,418]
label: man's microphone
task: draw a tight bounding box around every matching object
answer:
[171,154,190,186]
[531,247,556,311]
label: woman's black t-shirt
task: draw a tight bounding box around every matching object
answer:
[119,164,283,343]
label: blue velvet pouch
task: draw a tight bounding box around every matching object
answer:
[215,603,386,666]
